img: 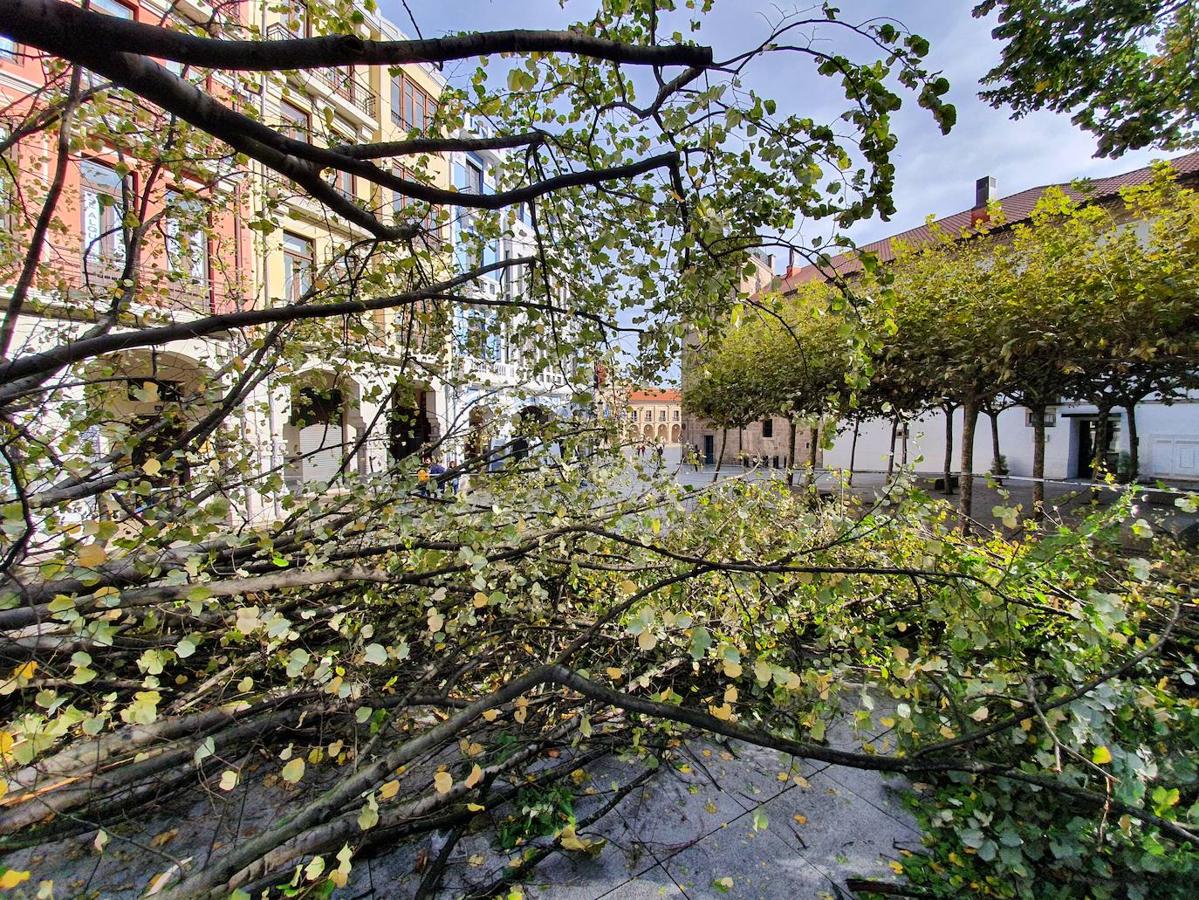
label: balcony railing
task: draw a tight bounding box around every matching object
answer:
[266,24,378,119]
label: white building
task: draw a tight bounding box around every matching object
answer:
[781,154,1199,484]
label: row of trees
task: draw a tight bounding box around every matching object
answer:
[685,165,1199,525]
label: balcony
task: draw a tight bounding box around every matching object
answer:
[266,24,377,119]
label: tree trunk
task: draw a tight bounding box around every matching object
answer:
[712,427,728,484]
[1123,402,1139,483]
[1031,403,1046,523]
[807,421,819,485]
[988,409,1001,476]
[848,419,860,487]
[942,404,954,494]
[1090,402,1112,502]
[900,417,908,467]
[887,417,898,479]
[959,399,979,533]
[787,416,797,487]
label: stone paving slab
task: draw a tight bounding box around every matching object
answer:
[1,738,921,900]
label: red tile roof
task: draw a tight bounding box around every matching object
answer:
[778,150,1199,292]
[629,388,681,403]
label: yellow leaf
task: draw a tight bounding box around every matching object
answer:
[618,579,637,595]
[893,646,910,663]
[380,780,400,800]
[637,630,657,651]
[433,771,453,794]
[724,686,738,703]
[281,758,305,784]
[418,468,430,482]
[468,853,485,865]
[77,543,107,568]
[1092,745,1113,765]
[793,814,808,825]
[722,661,742,678]
[889,860,904,875]
[149,829,177,848]
[467,803,486,812]
[482,709,500,722]
[141,458,162,477]
[708,703,734,721]
[464,764,483,788]
[473,591,489,608]
[969,706,989,722]
[0,870,31,890]
[605,667,623,681]
[219,770,239,791]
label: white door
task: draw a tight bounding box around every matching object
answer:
[1149,437,1199,479]
[300,423,346,484]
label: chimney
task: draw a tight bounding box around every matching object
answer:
[973,175,997,225]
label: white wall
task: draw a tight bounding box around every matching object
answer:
[823,397,1199,482]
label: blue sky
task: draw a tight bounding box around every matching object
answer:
[381,1,1172,378]
[383,0,1168,238]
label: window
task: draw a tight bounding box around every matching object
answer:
[1026,409,1057,428]
[280,100,309,142]
[163,190,208,289]
[81,161,127,267]
[464,157,485,194]
[0,36,17,62]
[329,120,356,199]
[332,66,356,104]
[282,232,313,302]
[761,418,773,438]
[92,0,135,18]
[673,410,680,421]
[390,73,435,131]
[85,0,134,85]
[452,155,497,271]
[659,409,667,422]
[282,0,309,37]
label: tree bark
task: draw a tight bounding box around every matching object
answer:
[807,421,819,485]
[942,404,955,494]
[988,409,1002,476]
[887,417,898,479]
[787,416,797,487]
[1123,402,1139,483]
[712,427,728,484]
[959,399,979,533]
[1031,404,1046,523]
[899,417,908,467]
[848,419,860,487]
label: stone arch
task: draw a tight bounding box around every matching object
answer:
[656,423,667,442]
[85,349,216,489]
[642,424,655,441]
[670,423,681,443]
[388,379,437,463]
[283,370,365,489]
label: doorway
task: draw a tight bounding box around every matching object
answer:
[702,434,715,465]
[1075,416,1120,479]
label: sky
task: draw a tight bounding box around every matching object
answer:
[380,1,1174,377]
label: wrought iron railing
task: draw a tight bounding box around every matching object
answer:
[266,24,378,119]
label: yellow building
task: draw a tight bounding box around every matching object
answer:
[248,1,452,494]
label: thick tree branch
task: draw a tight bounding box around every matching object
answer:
[0,0,712,70]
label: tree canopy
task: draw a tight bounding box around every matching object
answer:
[0,2,1196,898]
[975,0,1199,157]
